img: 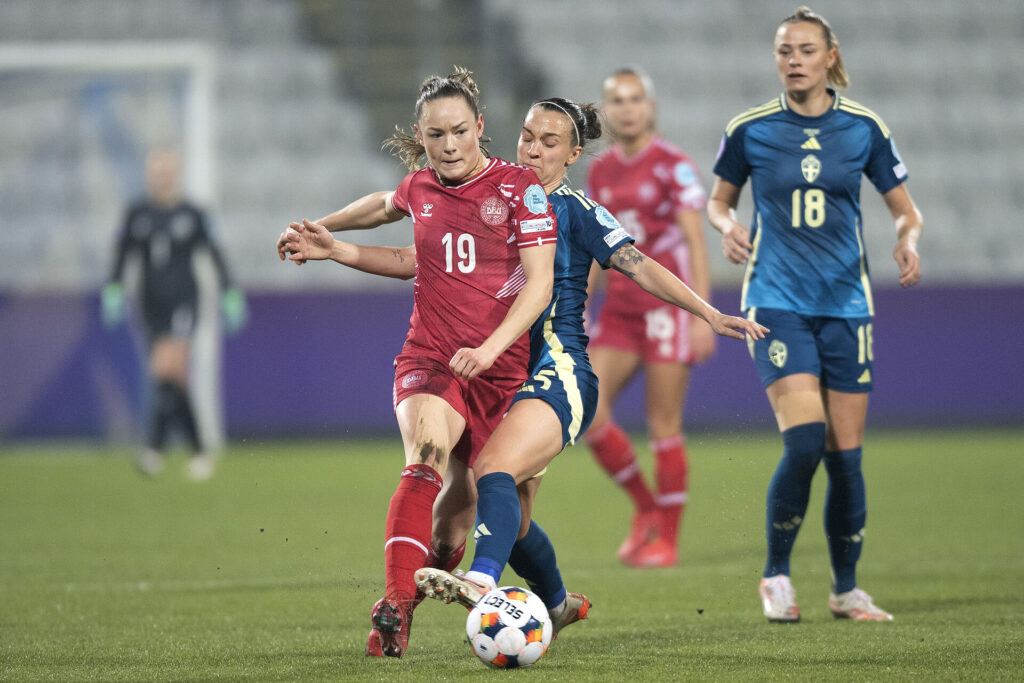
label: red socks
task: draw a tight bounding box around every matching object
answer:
[587,424,689,546]
[652,434,688,544]
[586,422,657,513]
[383,464,442,603]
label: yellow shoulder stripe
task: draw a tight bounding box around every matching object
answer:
[573,190,598,210]
[725,99,784,136]
[838,98,891,138]
[556,186,597,209]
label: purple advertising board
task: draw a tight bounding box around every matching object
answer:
[1,286,1021,441]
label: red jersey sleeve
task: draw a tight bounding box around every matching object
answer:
[391,171,416,216]
[666,153,707,214]
[509,169,557,249]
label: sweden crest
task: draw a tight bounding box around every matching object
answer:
[768,340,788,368]
[801,154,821,183]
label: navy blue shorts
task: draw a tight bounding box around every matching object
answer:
[746,307,874,393]
[510,353,599,448]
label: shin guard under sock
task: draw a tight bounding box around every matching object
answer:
[824,447,866,594]
[586,422,657,513]
[764,422,826,577]
[508,521,566,610]
[469,472,520,585]
[383,464,442,602]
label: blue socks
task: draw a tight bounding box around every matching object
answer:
[469,472,521,585]
[508,521,567,610]
[824,447,866,594]
[763,424,867,593]
[470,474,568,611]
[764,422,826,578]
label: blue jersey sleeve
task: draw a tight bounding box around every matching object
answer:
[712,129,751,187]
[864,129,908,195]
[576,202,634,269]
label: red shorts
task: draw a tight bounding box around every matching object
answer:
[393,353,523,466]
[590,295,695,364]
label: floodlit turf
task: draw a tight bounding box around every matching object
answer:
[1,428,1022,681]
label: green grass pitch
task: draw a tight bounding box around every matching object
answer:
[1,428,1022,681]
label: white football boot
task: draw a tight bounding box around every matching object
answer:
[759,575,801,623]
[550,592,592,637]
[187,452,216,481]
[414,568,492,609]
[829,588,893,621]
[136,448,164,476]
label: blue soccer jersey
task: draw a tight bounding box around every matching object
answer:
[713,91,908,318]
[512,184,634,445]
[527,183,634,369]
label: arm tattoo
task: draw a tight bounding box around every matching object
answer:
[392,248,406,263]
[609,244,645,280]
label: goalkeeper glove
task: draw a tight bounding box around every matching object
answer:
[221,287,248,334]
[101,282,125,328]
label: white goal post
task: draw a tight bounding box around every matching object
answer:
[0,42,225,451]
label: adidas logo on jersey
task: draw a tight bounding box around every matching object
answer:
[801,128,822,150]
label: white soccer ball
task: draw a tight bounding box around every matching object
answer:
[465,586,552,669]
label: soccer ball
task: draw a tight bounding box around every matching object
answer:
[465,586,552,669]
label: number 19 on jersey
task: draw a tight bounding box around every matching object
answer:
[442,232,476,273]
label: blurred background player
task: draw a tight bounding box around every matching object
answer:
[279,67,557,658]
[584,67,714,568]
[414,97,766,613]
[707,6,923,623]
[102,148,247,480]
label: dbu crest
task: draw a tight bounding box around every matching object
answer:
[479,197,509,226]
[768,340,788,368]
[801,154,821,183]
[402,371,427,389]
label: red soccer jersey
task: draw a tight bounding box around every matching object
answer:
[391,157,557,381]
[586,137,706,300]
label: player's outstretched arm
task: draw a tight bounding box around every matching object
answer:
[282,219,415,279]
[276,190,402,262]
[707,177,752,265]
[606,243,768,342]
[883,184,923,288]
[450,243,556,381]
[317,190,403,232]
[677,207,716,363]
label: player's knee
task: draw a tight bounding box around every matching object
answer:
[413,440,448,469]
[646,413,682,439]
[471,457,499,481]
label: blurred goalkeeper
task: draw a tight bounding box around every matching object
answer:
[102,148,247,480]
